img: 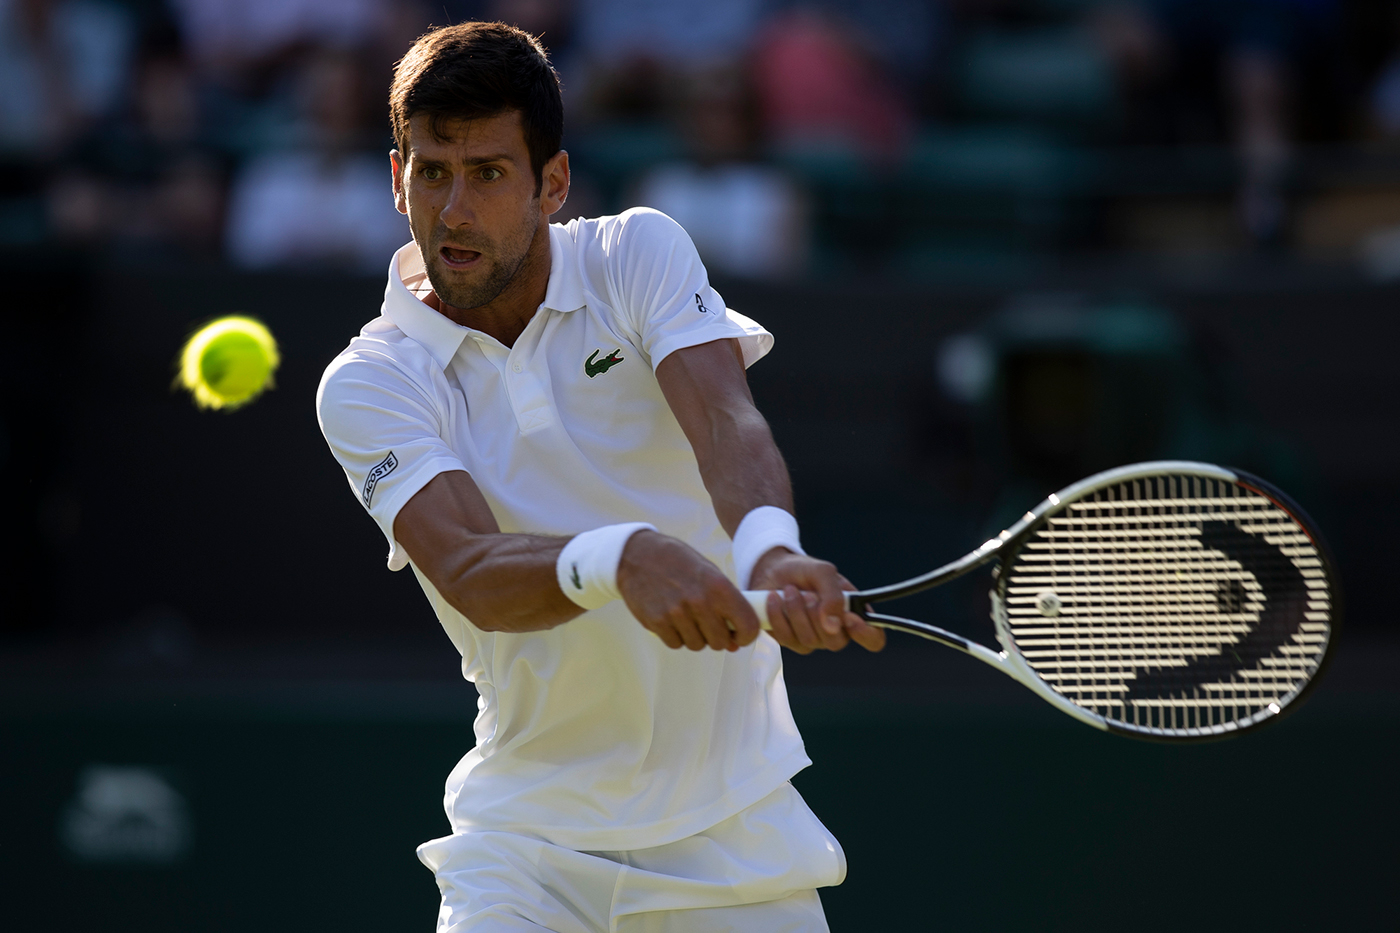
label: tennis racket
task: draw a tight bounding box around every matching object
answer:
[744,461,1340,741]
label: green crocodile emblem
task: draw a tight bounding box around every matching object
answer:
[570,563,582,590]
[584,348,625,378]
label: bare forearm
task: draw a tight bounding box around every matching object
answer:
[653,340,884,653]
[699,407,794,535]
[413,531,584,632]
[655,340,794,535]
[392,473,584,633]
[392,469,764,651]
[429,527,761,650]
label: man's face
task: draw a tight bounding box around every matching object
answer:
[392,111,550,311]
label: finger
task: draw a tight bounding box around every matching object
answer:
[693,603,734,651]
[815,593,851,652]
[791,583,850,652]
[764,592,812,654]
[782,586,822,649]
[781,586,827,650]
[651,619,684,650]
[713,579,761,647]
[812,571,850,638]
[847,616,886,652]
[672,611,708,651]
[764,591,792,640]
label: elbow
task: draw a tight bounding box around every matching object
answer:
[462,606,511,632]
[446,588,553,634]
[443,584,506,632]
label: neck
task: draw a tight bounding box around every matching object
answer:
[433,221,552,348]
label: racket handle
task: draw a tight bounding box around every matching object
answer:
[741,590,861,630]
[742,590,774,630]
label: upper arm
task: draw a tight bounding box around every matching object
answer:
[392,470,501,582]
[316,353,469,570]
[655,338,761,466]
[609,208,773,369]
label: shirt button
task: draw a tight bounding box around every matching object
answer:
[512,362,522,372]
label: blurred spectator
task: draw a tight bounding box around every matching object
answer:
[1229,44,1290,244]
[1144,0,1344,244]
[0,0,135,154]
[166,0,431,156]
[1,0,1384,269]
[487,0,576,70]
[1091,2,1168,139]
[576,0,762,66]
[1368,6,1400,140]
[788,0,944,120]
[1371,60,1400,136]
[167,0,396,75]
[751,7,914,160]
[571,0,761,128]
[223,46,409,272]
[48,19,225,254]
[634,65,806,278]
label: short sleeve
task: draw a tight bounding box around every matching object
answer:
[612,208,774,370]
[317,351,465,570]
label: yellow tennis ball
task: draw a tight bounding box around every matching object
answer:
[176,316,280,410]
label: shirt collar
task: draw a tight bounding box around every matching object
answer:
[381,225,586,369]
[382,241,472,370]
[540,223,586,314]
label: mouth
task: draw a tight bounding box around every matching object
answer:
[439,246,482,269]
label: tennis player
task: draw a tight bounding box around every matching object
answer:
[317,21,884,932]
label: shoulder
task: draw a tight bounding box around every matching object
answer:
[317,318,443,425]
[560,208,695,265]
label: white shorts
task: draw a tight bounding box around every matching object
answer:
[417,782,846,933]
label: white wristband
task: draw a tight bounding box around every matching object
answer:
[731,506,805,589]
[556,522,657,610]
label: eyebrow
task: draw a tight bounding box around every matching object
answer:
[414,152,517,168]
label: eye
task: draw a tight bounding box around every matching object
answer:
[421,166,444,181]
[479,166,503,182]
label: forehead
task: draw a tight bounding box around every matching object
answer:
[406,110,528,161]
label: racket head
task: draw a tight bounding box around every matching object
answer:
[992,461,1340,741]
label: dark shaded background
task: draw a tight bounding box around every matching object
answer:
[3,0,1399,929]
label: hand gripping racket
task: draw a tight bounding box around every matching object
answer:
[745,461,1340,741]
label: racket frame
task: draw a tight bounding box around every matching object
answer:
[837,461,1340,741]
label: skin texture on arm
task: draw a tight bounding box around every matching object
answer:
[655,339,885,654]
[393,471,762,651]
[392,470,584,632]
[653,338,791,533]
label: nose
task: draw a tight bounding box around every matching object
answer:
[439,176,475,229]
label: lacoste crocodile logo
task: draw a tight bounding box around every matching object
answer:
[570,563,582,589]
[585,348,624,378]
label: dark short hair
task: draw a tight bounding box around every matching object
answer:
[390,22,563,192]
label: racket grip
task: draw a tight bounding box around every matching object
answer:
[742,590,774,630]
[740,590,858,630]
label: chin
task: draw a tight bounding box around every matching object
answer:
[426,259,502,311]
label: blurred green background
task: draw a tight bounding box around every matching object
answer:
[5,675,1395,930]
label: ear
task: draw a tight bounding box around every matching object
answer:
[540,150,570,218]
[390,150,408,215]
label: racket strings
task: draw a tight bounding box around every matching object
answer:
[1002,474,1332,737]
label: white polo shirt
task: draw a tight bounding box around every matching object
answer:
[317,208,809,851]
